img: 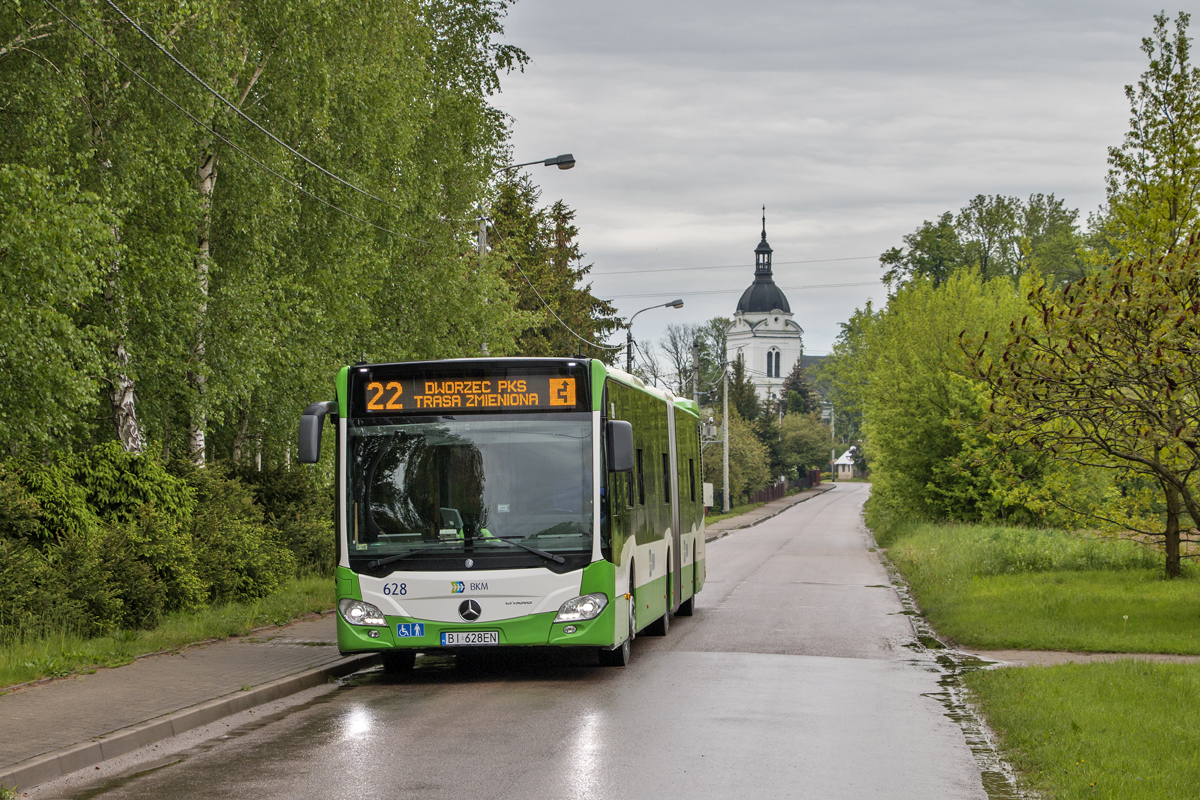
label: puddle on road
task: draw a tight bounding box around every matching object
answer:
[887,565,1032,800]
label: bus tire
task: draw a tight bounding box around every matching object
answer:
[600,575,636,667]
[676,563,696,617]
[381,650,415,673]
[647,565,671,636]
[598,637,630,667]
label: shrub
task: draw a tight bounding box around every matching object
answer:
[232,465,334,573]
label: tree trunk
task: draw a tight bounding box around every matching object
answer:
[232,412,250,463]
[187,147,218,466]
[1165,482,1183,579]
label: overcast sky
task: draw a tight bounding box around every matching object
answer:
[493,0,1177,359]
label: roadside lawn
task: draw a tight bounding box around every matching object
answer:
[967,660,1200,800]
[0,575,334,690]
[880,521,1200,653]
[874,518,1200,799]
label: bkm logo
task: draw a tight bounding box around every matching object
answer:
[548,378,576,406]
[451,581,466,594]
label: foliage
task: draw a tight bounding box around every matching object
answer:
[781,358,816,414]
[880,194,1089,289]
[776,412,833,477]
[0,164,116,451]
[814,301,874,446]
[0,444,326,642]
[853,271,1032,522]
[971,241,1200,577]
[1106,11,1200,259]
[0,0,529,463]
[727,353,760,421]
[486,175,621,359]
[703,412,771,505]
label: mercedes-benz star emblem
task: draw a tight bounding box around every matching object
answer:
[464,558,474,568]
[458,599,482,622]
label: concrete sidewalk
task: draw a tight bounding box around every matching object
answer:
[704,483,836,542]
[0,614,374,792]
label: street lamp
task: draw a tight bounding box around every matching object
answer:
[625,299,684,372]
[479,154,576,255]
[478,154,576,356]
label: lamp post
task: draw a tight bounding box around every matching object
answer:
[478,154,576,355]
[625,299,684,373]
[478,154,575,256]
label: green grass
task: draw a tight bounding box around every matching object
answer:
[883,522,1200,653]
[704,501,767,525]
[0,575,334,690]
[966,661,1200,800]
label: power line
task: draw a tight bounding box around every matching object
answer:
[509,261,624,352]
[592,256,878,276]
[605,280,882,300]
[44,0,431,245]
[102,0,405,216]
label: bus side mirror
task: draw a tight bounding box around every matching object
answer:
[298,401,338,463]
[606,420,634,472]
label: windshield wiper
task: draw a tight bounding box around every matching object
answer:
[364,546,458,570]
[485,536,566,564]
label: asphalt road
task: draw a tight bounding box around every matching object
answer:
[39,482,988,799]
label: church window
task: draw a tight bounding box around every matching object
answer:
[766,352,773,378]
[775,351,781,377]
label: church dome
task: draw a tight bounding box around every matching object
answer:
[736,280,791,314]
[737,209,790,313]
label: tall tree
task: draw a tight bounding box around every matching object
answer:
[970,242,1200,578]
[658,322,701,395]
[487,176,621,359]
[1106,12,1200,259]
[727,354,760,422]
[781,358,816,414]
[957,194,1021,281]
[880,212,963,286]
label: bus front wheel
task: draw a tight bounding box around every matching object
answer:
[381,650,415,673]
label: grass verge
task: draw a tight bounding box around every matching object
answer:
[704,501,767,525]
[882,521,1200,653]
[0,574,334,690]
[966,661,1200,800]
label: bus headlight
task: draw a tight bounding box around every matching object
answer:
[339,598,386,626]
[554,593,608,623]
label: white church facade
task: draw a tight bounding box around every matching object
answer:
[726,212,803,402]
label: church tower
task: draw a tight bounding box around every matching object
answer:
[725,209,804,403]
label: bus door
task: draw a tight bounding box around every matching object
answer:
[666,402,682,613]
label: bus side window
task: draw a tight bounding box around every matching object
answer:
[636,449,645,506]
[662,453,670,504]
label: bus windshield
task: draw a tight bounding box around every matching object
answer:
[346,414,594,571]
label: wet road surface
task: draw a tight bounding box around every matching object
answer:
[39,483,989,799]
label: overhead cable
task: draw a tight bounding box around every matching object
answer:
[606,280,881,300]
[593,256,878,276]
[101,0,404,215]
[509,261,624,352]
[44,0,431,244]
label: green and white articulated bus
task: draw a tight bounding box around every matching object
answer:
[298,357,706,669]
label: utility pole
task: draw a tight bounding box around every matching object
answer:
[722,362,730,513]
[691,339,701,406]
[478,214,489,356]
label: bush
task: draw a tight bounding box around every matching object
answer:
[0,445,317,643]
[232,465,334,573]
[171,461,297,604]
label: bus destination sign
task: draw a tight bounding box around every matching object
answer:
[361,374,580,414]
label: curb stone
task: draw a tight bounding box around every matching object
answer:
[0,654,378,792]
[704,484,836,543]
